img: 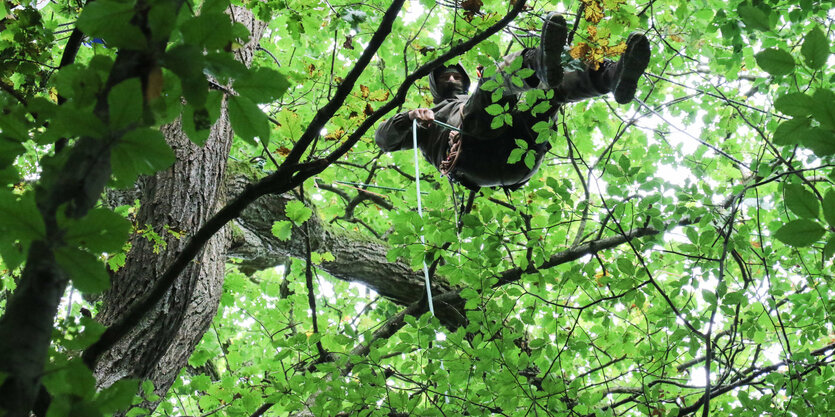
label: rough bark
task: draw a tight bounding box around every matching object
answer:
[91,7,267,409]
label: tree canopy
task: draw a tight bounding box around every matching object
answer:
[1,0,834,416]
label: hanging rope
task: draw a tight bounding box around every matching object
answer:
[413,119,435,316]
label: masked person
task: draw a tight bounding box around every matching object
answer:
[374,13,651,191]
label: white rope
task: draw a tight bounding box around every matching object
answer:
[413,118,435,316]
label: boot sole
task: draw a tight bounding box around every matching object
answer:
[540,13,568,87]
[614,33,650,104]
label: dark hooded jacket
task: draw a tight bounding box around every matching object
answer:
[374,64,550,190]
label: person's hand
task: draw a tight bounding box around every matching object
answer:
[408,108,434,127]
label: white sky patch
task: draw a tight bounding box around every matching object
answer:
[656,163,691,187]
[403,1,424,24]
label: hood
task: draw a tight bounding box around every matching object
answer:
[429,63,471,104]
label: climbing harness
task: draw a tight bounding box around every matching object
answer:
[436,105,465,177]
[413,118,435,316]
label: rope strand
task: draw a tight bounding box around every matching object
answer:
[413,119,435,316]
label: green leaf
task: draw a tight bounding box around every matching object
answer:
[507,148,524,164]
[111,128,176,188]
[107,78,143,130]
[96,379,140,413]
[42,360,97,399]
[810,89,835,129]
[64,208,131,253]
[484,104,503,116]
[182,92,223,146]
[480,40,500,59]
[702,289,717,305]
[773,117,810,146]
[62,317,106,350]
[163,45,208,106]
[737,4,770,31]
[0,191,44,269]
[784,184,819,218]
[801,27,829,69]
[0,190,46,240]
[76,0,147,50]
[271,220,293,241]
[55,247,110,294]
[755,48,795,76]
[774,93,815,117]
[800,127,835,156]
[774,219,825,247]
[233,68,291,104]
[228,95,270,146]
[524,150,536,169]
[180,12,233,50]
[825,235,835,259]
[823,190,835,227]
[285,200,312,224]
[201,0,231,14]
[147,1,178,42]
[0,138,24,169]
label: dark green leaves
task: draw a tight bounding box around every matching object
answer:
[96,379,140,414]
[111,128,176,188]
[810,89,835,129]
[163,45,208,106]
[755,48,795,76]
[772,90,835,157]
[55,247,110,293]
[801,27,829,70]
[228,95,270,146]
[801,127,835,156]
[737,4,770,31]
[233,68,291,104]
[0,191,45,269]
[774,219,825,247]
[774,93,815,117]
[182,92,222,146]
[823,191,835,227]
[784,184,819,218]
[108,78,143,130]
[64,208,131,253]
[180,12,233,50]
[76,0,146,50]
[772,118,807,146]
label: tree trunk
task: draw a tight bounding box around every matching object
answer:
[92,7,266,410]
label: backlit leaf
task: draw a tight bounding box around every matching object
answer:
[755,48,795,76]
[801,27,829,69]
[228,95,270,146]
[784,184,819,218]
[774,219,825,247]
[55,247,110,293]
[111,128,176,188]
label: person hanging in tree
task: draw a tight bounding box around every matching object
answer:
[375,13,651,191]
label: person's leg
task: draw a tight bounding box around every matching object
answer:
[610,33,651,104]
[461,13,570,139]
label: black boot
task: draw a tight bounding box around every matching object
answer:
[611,33,650,104]
[535,13,568,88]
